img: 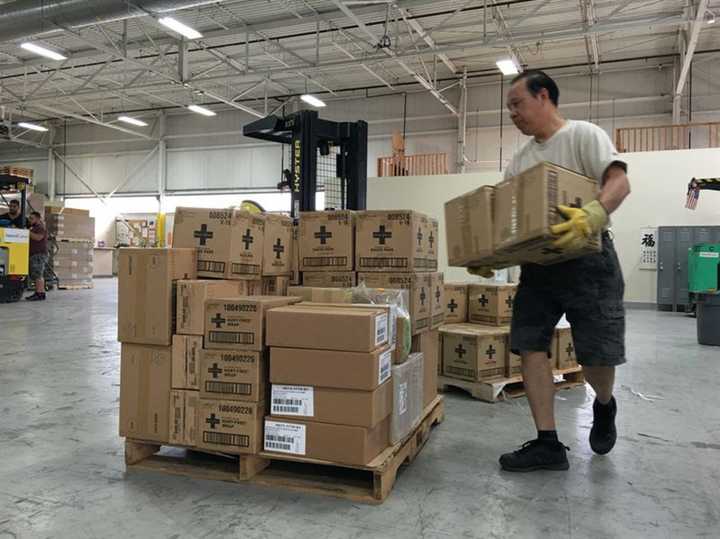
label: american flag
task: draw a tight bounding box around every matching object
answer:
[686,179,700,210]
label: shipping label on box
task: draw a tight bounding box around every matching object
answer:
[468,284,516,326]
[171,334,202,390]
[172,207,234,278]
[205,296,299,351]
[228,211,264,279]
[556,327,577,370]
[119,344,172,443]
[200,349,266,402]
[299,211,355,271]
[441,324,507,381]
[264,420,306,455]
[169,389,199,447]
[356,210,427,272]
[301,271,357,288]
[444,283,468,323]
[270,385,314,416]
[357,272,431,335]
[117,248,196,346]
[198,400,264,454]
[176,280,248,336]
[430,272,445,328]
[262,214,293,276]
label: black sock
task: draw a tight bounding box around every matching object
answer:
[538,430,558,442]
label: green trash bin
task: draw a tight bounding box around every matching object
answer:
[689,243,720,294]
[697,293,720,346]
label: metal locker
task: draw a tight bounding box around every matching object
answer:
[657,226,676,308]
[694,227,714,245]
[675,227,694,307]
[713,226,720,244]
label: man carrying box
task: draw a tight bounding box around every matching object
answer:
[472,71,630,472]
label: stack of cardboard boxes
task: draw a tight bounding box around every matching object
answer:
[298,211,357,288]
[45,207,95,288]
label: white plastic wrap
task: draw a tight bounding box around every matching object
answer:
[390,352,424,445]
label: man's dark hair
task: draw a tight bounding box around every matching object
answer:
[9,199,19,205]
[511,70,559,107]
[30,211,41,219]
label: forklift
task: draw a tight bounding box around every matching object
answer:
[0,171,30,303]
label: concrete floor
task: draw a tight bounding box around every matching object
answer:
[1,278,719,539]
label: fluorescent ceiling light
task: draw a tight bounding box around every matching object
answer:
[17,121,48,132]
[158,17,202,39]
[187,104,216,116]
[20,42,67,61]
[300,94,326,108]
[496,58,520,76]
[118,116,148,127]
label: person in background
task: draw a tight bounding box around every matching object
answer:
[0,199,25,228]
[27,211,49,301]
[471,70,631,472]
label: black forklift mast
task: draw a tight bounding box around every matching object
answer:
[243,109,368,217]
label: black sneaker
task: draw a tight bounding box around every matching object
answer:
[499,439,570,472]
[26,293,46,301]
[590,396,617,455]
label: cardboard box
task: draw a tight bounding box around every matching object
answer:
[430,273,445,329]
[266,304,389,352]
[269,381,392,428]
[290,224,300,285]
[468,284,517,326]
[172,207,234,278]
[286,286,353,304]
[200,349,266,402]
[420,330,439,407]
[356,210,430,272]
[391,352,424,444]
[444,283,468,323]
[440,324,507,381]
[169,389,200,447]
[427,218,439,271]
[118,248,196,345]
[270,346,393,391]
[301,271,357,288]
[445,186,507,267]
[494,162,601,264]
[204,296,300,351]
[198,400,265,455]
[172,207,265,279]
[299,211,355,271]
[176,280,249,335]
[262,276,290,296]
[46,214,95,240]
[264,417,390,465]
[508,347,522,378]
[119,344,172,443]
[171,334,202,390]
[556,326,577,370]
[357,272,431,335]
[262,213,293,275]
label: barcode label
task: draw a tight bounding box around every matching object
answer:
[379,348,392,385]
[208,331,254,345]
[375,313,388,346]
[198,260,225,273]
[446,366,474,378]
[271,385,314,416]
[231,263,260,275]
[398,381,408,415]
[359,257,409,269]
[303,256,348,267]
[204,381,252,396]
[264,420,306,455]
[203,431,249,447]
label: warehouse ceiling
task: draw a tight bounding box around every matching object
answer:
[0,0,719,146]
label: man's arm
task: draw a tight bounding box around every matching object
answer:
[29,230,44,241]
[598,164,631,215]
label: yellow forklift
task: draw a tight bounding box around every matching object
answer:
[0,171,30,303]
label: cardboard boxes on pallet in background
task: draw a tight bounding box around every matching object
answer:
[45,207,96,288]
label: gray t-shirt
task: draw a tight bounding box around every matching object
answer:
[504,119,626,183]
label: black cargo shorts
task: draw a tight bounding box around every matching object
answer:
[510,233,626,367]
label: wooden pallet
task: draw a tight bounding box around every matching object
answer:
[438,367,585,403]
[0,166,33,179]
[57,283,93,290]
[125,396,445,504]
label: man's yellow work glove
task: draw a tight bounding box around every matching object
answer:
[550,200,608,249]
[467,266,495,278]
